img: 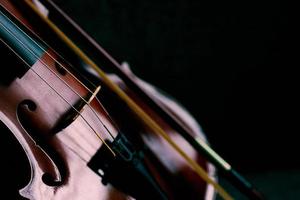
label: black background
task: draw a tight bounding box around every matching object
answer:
[1,0,299,199]
[54,0,299,171]
[52,1,299,198]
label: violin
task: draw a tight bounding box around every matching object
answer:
[0,0,264,199]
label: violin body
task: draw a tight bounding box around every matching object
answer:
[0,0,215,199]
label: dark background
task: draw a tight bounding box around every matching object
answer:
[1,0,299,199]
[53,0,298,169]
[55,0,299,199]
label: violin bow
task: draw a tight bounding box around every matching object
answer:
[24,0,264,199]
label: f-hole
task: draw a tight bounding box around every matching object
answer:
[17,99,67,187]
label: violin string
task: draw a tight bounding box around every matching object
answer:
[0,23,116,157]
[15,16,122,134]
[1,1,122,133]
[0,8,117,140]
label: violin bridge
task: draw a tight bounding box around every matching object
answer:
[86,85,101,104]
[52,85,101,133]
